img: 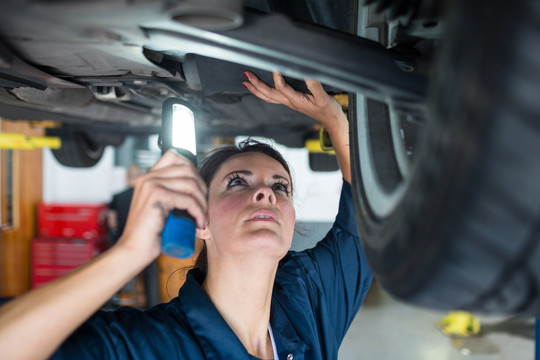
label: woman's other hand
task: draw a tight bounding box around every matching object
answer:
[242,71,344,129]
[0,148,209,360]
[117,150,208,263]
[242,71,352,184]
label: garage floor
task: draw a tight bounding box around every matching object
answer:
[339,281,536,360]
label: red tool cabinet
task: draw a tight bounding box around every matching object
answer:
[32,203,109,288]
[31,236,107,288]
[38,203,108,240]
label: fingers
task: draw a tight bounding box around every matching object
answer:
[151,149,193,171]
[243,84,280,104]
[136,163,208,229]
[141,162,207,197]
[243,70,346,128]
[242,71,289,105]
[272,72,310,108]
[150,187,207,229]
[305,79,327,100]
[242,80,279,104]
[146,176,207,217]
[116,150,209,261]
[243,71,325,112]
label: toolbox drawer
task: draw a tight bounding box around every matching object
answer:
[38,203,108,240]
[31,237,107,288]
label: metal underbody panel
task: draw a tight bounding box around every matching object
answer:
[0,0,427,145]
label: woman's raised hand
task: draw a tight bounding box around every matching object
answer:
[117,150,208,263]
[242,71,352,184]
[242,71,344,129]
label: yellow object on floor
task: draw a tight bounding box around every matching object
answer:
[437,311,481,337]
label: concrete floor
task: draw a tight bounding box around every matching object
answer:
[339,281,536,360]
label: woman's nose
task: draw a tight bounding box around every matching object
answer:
[252,186,276,204]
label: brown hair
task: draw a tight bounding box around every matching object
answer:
[194,139,293,269]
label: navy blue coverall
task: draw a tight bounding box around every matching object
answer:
[52,180,374,359]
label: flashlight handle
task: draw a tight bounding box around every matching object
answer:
[161,148,197,259]
[162,209,196,259]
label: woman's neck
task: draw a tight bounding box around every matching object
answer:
[201,256,277,359]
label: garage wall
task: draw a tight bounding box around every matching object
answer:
[43,147,126,204]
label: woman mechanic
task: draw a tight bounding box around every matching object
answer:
[0,72,373,360]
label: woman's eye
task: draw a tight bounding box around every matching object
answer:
[273,183,290,194]
[227,177,246,187]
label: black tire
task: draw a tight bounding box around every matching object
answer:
[350,0,540,314]
[49,129,105,168]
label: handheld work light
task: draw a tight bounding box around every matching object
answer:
[160,98,197,258]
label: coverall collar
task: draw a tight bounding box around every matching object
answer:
[179,268,307,359]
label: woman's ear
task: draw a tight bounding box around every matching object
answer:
[196,224,211,241]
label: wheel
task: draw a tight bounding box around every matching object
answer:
[48,129,105,168]
[350,0,540,314]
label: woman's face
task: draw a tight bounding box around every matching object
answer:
[203,152,296,261]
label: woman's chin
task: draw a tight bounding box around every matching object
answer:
[236,230,291,258]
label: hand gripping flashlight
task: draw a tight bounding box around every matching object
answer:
[160,98,197,258]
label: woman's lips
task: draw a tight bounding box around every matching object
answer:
[246,209,279,224]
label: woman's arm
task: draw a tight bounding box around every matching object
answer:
[242,71,351,184]
[0,150,208,360]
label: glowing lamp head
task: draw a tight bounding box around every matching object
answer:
[161,98,197,164]
[171,103,196,156]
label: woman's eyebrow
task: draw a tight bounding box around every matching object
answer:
[222,170,289,182]
[273,174,290,183]
[222,170,252,181]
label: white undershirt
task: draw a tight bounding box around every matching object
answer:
[268,324,279,360]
